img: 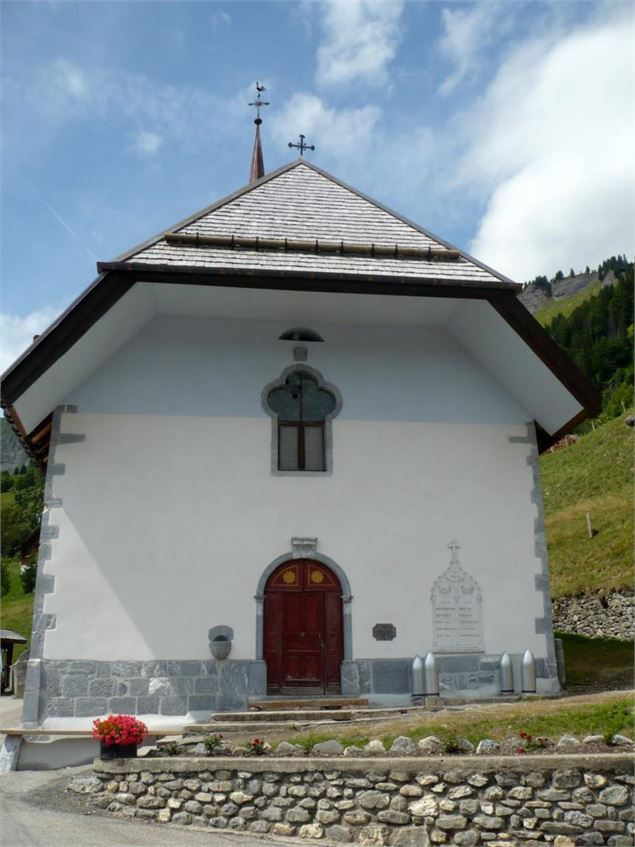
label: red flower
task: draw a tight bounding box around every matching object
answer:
[92,714,147,748]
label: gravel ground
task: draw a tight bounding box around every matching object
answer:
[0,767,300,847]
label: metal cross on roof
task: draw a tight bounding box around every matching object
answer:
[288,134,315,157]
[249,82,270,126]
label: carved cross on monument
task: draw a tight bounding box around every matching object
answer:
[288,134,315,157]
[447,539,461,564]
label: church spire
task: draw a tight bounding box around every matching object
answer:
[248,82,269,183]
[250,123,264,183]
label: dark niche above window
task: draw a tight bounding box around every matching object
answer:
[279,327,324,343]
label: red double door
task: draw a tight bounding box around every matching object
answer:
[264,559,343,694]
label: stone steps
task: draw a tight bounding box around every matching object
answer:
[248,697,369,711]
[211,710,356,723]
[186,706,419,735]
[210,705,419,724]
[175,718,352,737]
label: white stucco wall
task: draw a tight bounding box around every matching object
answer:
[64,315,529,424]
[40,316,551,665]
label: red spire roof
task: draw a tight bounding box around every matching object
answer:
[249,123,264,183]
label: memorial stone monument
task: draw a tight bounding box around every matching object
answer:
[432,541,484,653]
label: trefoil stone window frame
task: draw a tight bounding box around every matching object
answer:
[262,364,342,477]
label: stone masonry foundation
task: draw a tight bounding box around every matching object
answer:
[85,753,634,845]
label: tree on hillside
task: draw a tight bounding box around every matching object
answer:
[528,274,552,296]
[0,468,43,556]
[546,265,634,419]
[598,255,630,281]
[1,471,14,492]
[0,562,9,597]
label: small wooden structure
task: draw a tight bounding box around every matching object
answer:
[0,630,27,695]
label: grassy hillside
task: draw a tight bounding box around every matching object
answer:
[1,490,15,510]
[286,695,633,749]
[535,279,602,326]
[0,559,33,660]
[541,412,634,597]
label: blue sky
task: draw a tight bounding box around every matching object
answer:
[1,0,633,369]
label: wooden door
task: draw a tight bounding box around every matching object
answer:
[264,559,343,694]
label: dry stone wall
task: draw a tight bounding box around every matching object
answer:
[552,592,634,642]
[84,754,634,845]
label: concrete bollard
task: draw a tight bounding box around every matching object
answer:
[521,649,537,693]
[424,652,439,696]
[500,651,514,694]
[412,655,424,700]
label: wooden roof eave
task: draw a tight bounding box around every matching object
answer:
[1,403,48,471]
[0,270,133,405]
[97,260,519,293]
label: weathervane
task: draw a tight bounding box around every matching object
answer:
[288,134,315,157]
[249,82,269,126]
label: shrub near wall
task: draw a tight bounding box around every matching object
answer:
[81,754,635,845]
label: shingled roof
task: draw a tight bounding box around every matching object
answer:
[103,160,516,288]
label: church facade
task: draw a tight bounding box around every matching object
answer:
[1,160,600,727]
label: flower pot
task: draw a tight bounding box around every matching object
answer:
[99,741,138,760]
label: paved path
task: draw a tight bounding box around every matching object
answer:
[0,697,23,743]
[0,768,294,847]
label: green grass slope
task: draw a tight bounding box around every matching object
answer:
[540,412,634,598]
[535,279,602,326]
[0,559,33,660]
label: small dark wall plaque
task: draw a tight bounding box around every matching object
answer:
[373,623,396,641]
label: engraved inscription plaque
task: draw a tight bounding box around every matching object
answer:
[431,541,484,653]
[372,623,397,641]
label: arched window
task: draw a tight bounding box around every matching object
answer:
[265,368,339,473]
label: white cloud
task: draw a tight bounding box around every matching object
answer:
[437,3,514,96]
[132,130,163,155]
[3,59,246,161]
[52,58,88,99]
[0,308,60,375]
[210,10,231,31]
[316,0,404,87]
[461,11,634,281]
[270,92,381,160]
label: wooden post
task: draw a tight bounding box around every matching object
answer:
[621,400,627,413]
[586,512,593,539]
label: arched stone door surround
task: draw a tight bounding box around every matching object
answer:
[255,552,353,693]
